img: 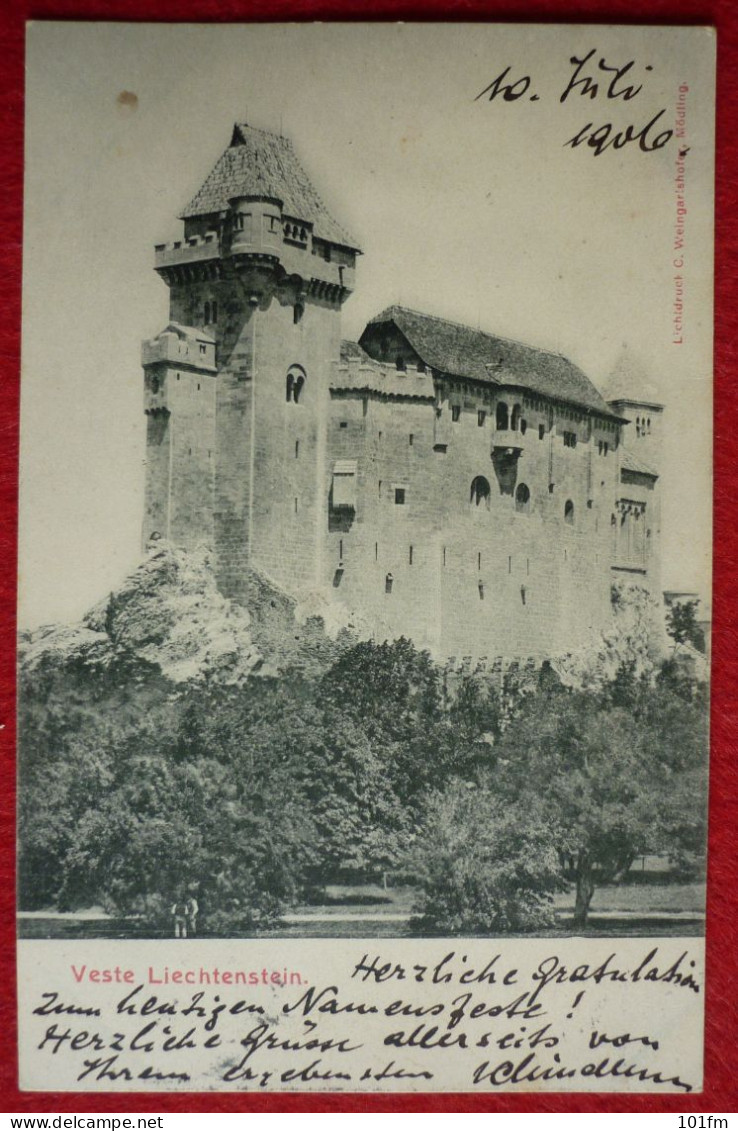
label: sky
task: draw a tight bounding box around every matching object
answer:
[20,22,715,628]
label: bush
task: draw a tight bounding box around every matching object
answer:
[408,781,564,935]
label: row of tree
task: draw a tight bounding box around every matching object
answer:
[18,637,708,933]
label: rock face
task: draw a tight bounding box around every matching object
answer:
[19,543,351,685]
[550,580,665,689]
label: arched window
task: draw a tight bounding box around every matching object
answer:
[515,483,531,513]
[470,476,491,508]
[511,404,522,432]
[496,402,509,431]
[286,364,307,404]
[204,301,211,324]
[564,499,575,525]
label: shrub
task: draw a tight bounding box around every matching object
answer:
[408,781,564,935]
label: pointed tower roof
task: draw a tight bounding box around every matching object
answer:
[603,346,663,407]
[180,123,360,251]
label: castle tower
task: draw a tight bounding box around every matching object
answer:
[604,348,664,476]
[604,348,664,595]
[141,323,217,547]
[142,123,361,599]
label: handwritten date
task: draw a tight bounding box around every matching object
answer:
[475,49,674,157]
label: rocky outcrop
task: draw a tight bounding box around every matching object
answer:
[550,580,665,689]
[19,543,340,685]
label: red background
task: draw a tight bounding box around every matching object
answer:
[0,1,735,1114]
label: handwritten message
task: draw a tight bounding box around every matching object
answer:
[18,938,704,1093]
[475,48,675,156]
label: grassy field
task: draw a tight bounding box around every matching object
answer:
[18,876,705,939]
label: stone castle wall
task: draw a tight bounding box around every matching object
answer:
[323,380,623,660]
[144,282,661,662]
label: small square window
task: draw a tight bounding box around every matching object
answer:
[339,422,348,429]
[394,488,406,505]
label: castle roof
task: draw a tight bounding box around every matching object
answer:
[181,123,359,250]
[361,306,619,419]
[603,347,663,407]
[620,447,658,479]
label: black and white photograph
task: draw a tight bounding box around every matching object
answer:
[17,22,714,1093]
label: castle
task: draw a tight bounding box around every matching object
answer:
[141,123,663,662]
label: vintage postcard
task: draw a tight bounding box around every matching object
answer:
[17,22,714,1093]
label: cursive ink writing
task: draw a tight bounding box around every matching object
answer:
[475,49,674,157]
[23,943,702,1094]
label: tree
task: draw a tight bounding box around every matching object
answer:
[493,673,708,927]
[317,638,451,806]
[408,781,564,934]
[187,677,413,886]
[666,599,706,653]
